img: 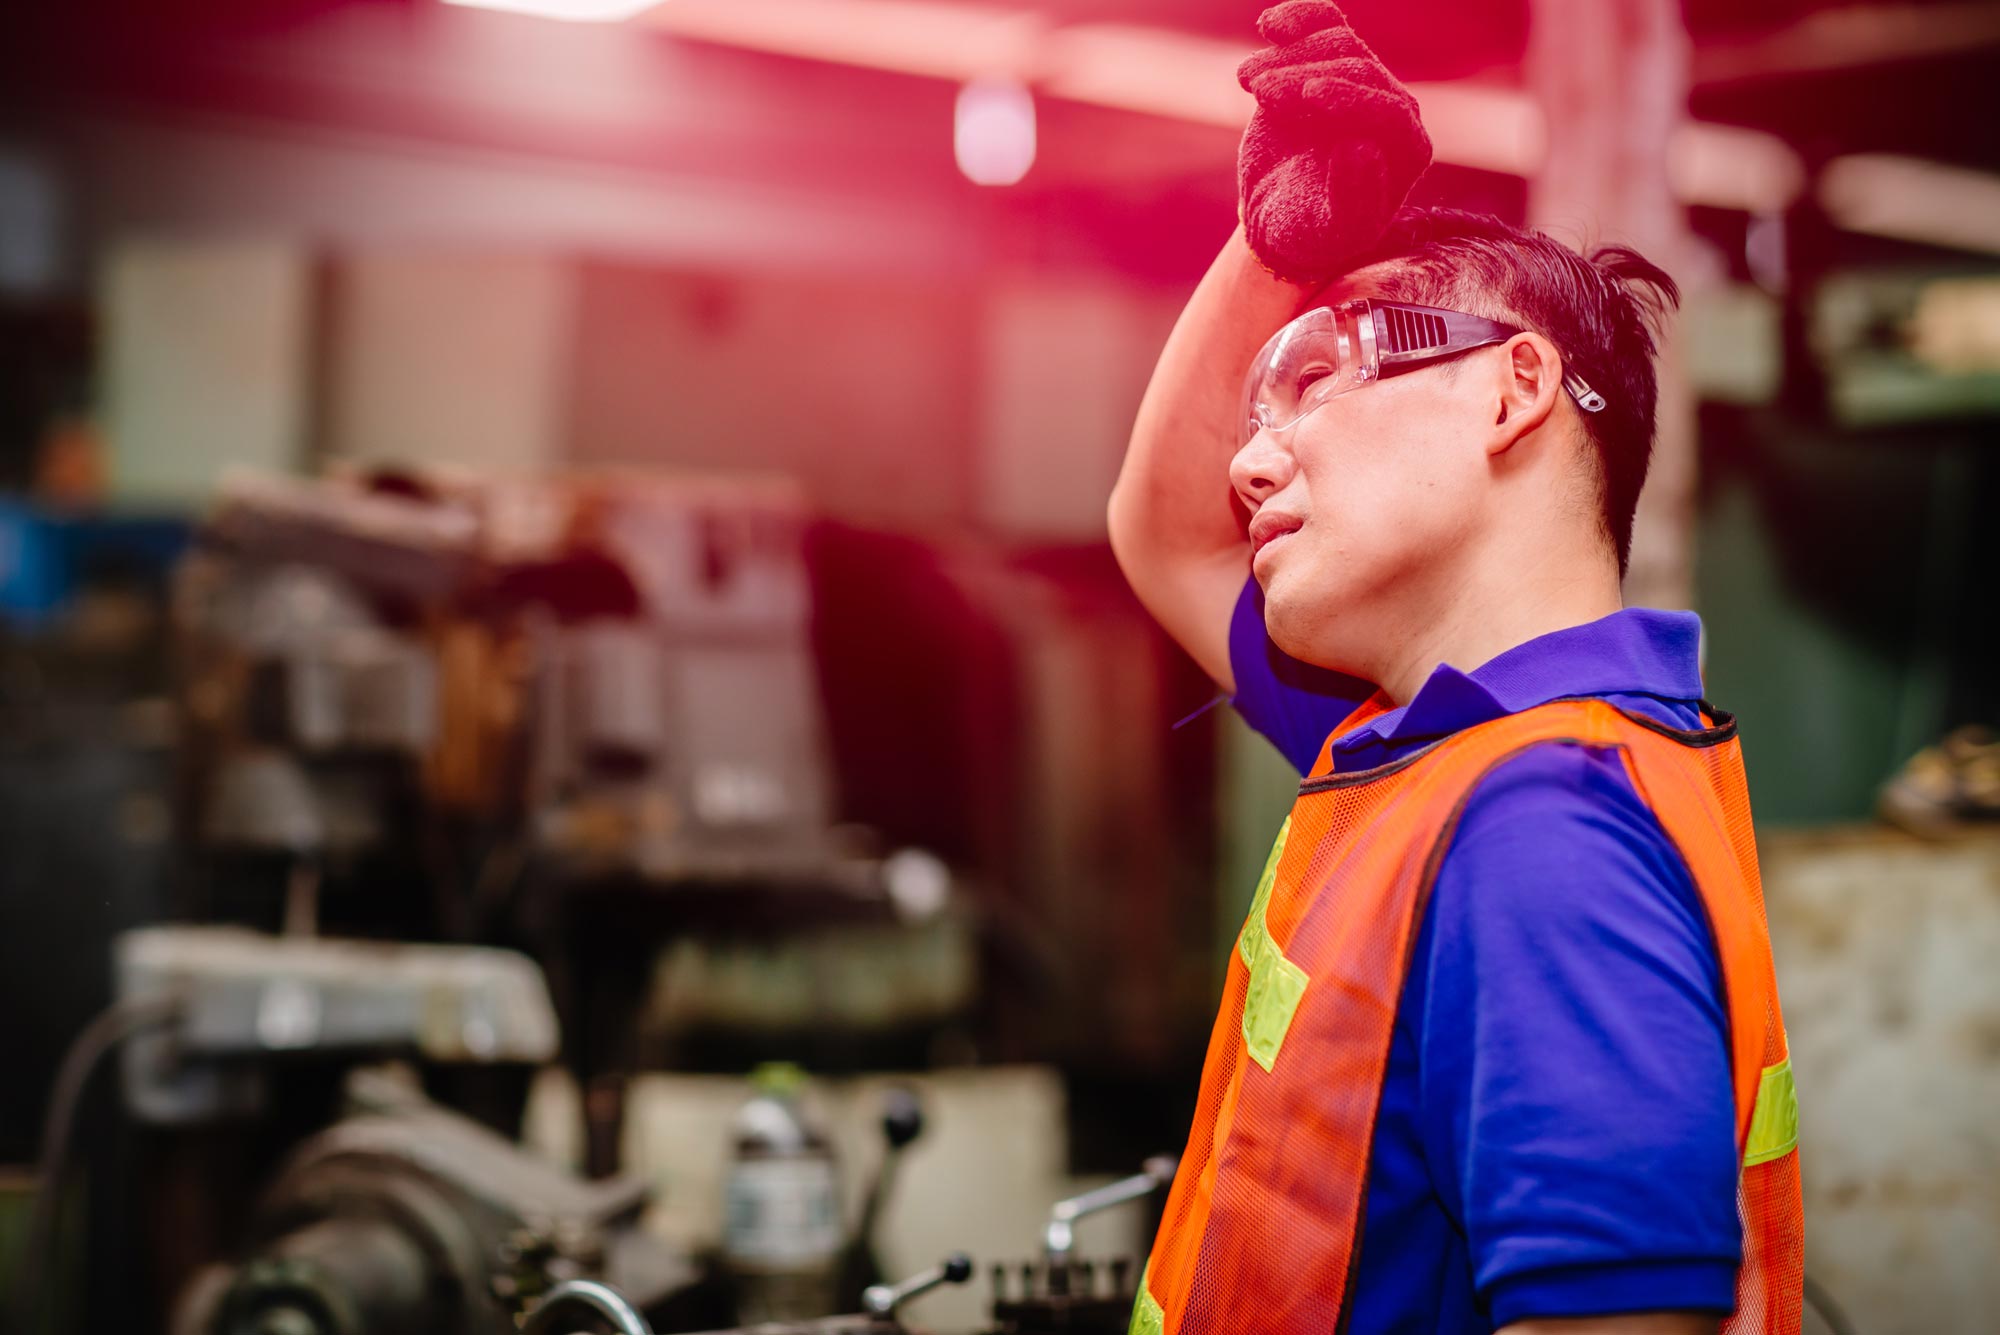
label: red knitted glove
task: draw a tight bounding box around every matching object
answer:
[1237,0,1433,284]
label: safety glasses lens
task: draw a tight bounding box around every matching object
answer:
[1241,304,1368,445]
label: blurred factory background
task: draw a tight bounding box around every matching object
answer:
[0,0,1995,1332]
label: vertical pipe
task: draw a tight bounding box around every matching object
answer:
[1529,0,1702,611]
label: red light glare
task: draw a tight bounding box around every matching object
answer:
[442,0,663,23]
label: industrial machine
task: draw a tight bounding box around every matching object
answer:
[520,1255,974,1335]
[982,1159,1172,1335]
[472,1153,1174,1335]
[59,927,949,1335]
[170,1069,700,1335]
[39,915,1167,1335]
[173,465,894,910]
[7,465,1177,1335]
[172,467,972,1123]
[162,1067,972,1335]
[116,926,559,1124]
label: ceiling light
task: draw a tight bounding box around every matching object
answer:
[442,0,664,23]
[955,79,1036,187]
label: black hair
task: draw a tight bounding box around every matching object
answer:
[1347,208,1680,576]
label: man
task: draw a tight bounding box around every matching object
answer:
[1105,11,1803,1335]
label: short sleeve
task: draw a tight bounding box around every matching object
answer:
[1227,577,1373,775]
[1413,741,1743,1323]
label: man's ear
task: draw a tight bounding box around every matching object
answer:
[1487,332,1563,456]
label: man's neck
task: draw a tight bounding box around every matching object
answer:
[1367,543,1626,706]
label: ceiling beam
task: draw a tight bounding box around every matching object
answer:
[1692,2,2000,86]
[639,0,2000,256]
[641,1,1790,207]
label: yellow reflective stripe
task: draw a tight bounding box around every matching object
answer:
[1743,1057,1800,1167]
[1238,816,1292,968]
[1243,938,1310,1072]
[1128,1261,1165,1335]
[1235,815,1309,1073]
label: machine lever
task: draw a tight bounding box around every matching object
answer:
[1041,1155,1177,1266]
[521,1278,655,1335]
[861,1252,974,1316]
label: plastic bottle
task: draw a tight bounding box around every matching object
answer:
[722,1062,843,1322]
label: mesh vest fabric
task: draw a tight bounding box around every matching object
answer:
[1133,698,1804,1334]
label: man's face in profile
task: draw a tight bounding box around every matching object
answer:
[1228,268,1513,675]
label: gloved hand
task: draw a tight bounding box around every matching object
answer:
[1236,1,1433,284]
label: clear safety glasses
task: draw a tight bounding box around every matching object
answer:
[1239,299,1608,447]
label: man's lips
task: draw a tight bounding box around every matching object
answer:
[1248,513,1303,556]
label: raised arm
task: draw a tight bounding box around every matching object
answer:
[1106,227,1315,692]
[1112,0,1430,691]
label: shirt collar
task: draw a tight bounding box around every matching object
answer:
[1332,608,1704,761]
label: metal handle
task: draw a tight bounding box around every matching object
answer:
[521,1278,655,1335]
[1042,1155,1177,1264]
[861,1252,973,1316]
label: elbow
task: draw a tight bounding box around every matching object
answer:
[1105,482,1148,581]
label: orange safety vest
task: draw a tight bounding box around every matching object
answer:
[1132,697,1803,1335]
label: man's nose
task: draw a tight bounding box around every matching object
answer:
[1229,429,1295,509]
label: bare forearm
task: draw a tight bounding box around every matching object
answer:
[1108,226,1311,567]
[1106,227,1318,684]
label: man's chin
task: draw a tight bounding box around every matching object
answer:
[1262,584,1355,673]
[1259,590,1316,659]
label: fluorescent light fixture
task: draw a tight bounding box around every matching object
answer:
[443,0,663,23]
[643,0,1044,82]
[1038,27,1547,179]
[1822,154,2000,257]
[1669,121,1804,216]
[1039,25,1249,127]
[1406,81,1547,178]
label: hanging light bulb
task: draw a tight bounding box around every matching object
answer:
[954,78,1036,187]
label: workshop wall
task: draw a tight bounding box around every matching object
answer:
[101,237,314,503]
[324,250,579,476]
[564,262,982,531]
[1697,410,2000,824]
[1764,828,2000,1335]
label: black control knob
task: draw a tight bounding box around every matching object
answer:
[881,1086,924,1150]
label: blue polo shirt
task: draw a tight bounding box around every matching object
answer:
[1227,579,1742,1331]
